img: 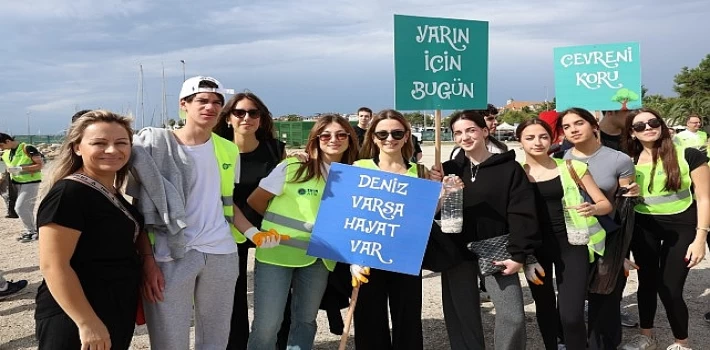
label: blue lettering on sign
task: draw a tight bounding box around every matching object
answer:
[307,163,441,276]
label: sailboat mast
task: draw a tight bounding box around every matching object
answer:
[161,62,167,128]
[137,64,145,129]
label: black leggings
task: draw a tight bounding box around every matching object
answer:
[631,212,695,340]
[227,242,290,350]
[529,233,589,350]
[354,269,423,350]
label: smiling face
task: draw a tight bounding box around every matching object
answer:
[687,116,702,132]
[452,118,488,152]
[317,122,351,158]
[74,121,131,175]
[630,112,663,143]
[372,119,408,156]
[180,92,223,129]
[520,124,552,157]
[561,113,597,144]
[229,98,261,136]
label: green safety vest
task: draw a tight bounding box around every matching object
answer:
[674,130,707,150]
[634,148,692,215]
[522,159,607,262]
[257,157,336,271]
[212,134,244,243]
[352,159,419,176]
[554,159,606,262]
[1,143,42,183]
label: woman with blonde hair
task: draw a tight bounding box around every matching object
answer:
[246,114,359,350]
[35,110,149,350]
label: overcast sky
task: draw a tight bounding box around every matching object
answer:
[1,0,708,134]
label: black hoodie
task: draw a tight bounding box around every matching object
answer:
[442,150,541,263]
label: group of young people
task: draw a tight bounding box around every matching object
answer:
[18,73,709,350]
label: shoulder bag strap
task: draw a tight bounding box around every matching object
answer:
[65,173,140,241]
[565,159,587,193]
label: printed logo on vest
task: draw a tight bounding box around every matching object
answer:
[297,188,319,196]
[222,163,232,170]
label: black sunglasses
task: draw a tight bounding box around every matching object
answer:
[317,132,350,142]
[631,118,662,132]
[373,130,406,141]
[232,109,260,118]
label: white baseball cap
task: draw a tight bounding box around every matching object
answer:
[178,76,235,101]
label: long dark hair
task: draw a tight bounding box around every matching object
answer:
[556,107,600,141]
[214,92,276,142]
[292,114,359,183]
[359,109,414,161]
[622,108,680,193]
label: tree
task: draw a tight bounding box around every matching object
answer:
[611,88,640,110]
[499,110,534,125]
[673,54,710,99]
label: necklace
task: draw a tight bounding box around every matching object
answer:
[470,162,480,182]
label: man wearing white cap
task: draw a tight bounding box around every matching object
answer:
[130,76,282,349]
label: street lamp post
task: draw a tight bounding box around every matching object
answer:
[180,60,186,81]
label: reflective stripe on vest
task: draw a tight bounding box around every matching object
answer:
[212,134,244,243]
[634,147,693,215]
[257,157,335,271]
[1,143,42,183]
[264,211,314,232]
[554,159,606,262]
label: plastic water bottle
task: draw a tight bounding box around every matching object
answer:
[441,175,463,233]
[562,193,590,245]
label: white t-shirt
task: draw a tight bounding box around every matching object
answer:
[674,130,705,149]
[259,161,330,196]
[154,137,240,262]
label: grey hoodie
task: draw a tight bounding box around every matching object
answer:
[126,127,194,259]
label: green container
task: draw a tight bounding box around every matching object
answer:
[274,120,359,148]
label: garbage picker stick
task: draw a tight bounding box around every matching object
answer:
[338,286,360,350]
[434,109,442,167]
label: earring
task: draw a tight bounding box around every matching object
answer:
[75,152,81,156]
[631,135,636,140]
[227,123,232,128]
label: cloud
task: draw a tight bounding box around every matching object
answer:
[1,0,709,133]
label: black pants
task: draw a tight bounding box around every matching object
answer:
[631,213,694,340]
[587,270,626,349]
[529,234,589,350]
[227,242,290,350]
[354,269,423,350]
[36,308,136,350]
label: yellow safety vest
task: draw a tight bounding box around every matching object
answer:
[257,157,336,271]
[1,143,42,183]
[674,130,707,150]
[352,159,419,176]
[212,134,244,243]
[634,148,692,215]
[554,159,606,262]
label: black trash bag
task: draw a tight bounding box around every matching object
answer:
[588,187,641,295]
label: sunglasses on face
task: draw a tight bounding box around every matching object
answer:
[631,118,662,132]
[232,109,260,118]
[317,132,350,142]
[374,130,406,141]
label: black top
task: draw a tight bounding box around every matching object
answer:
[442,150,541,263]
[532,176,567,237]
[411,135,422,163]
[35,179,144,319]
[233,139,285,228]
[600,131,622,151]
[353,125,367,146]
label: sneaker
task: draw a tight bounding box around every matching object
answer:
[5,213,19,218]
[0,280,28,299]
[557,344,567,350]
[704,312,710,323]
[666,344,692,350]
[19,233,37,243]
[621,309,639,327]
[621,334,659,350]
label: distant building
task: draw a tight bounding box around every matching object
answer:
[500,98,546,112]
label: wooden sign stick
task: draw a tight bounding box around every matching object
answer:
[338,286,361,350]
[434,109,442,167]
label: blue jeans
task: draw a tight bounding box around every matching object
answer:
[247,260,330,350]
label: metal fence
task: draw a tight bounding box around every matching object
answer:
[11,135,65,145]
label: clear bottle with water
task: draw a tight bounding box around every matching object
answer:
[562,190,590,245]
[441,175,463,233]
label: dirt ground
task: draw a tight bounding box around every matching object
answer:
[1,143,709,349]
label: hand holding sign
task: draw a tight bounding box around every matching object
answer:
[350,264,370,287]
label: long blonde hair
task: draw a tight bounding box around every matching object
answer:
[47,110,134,190]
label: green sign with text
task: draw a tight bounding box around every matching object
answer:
[394,15,489,110]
